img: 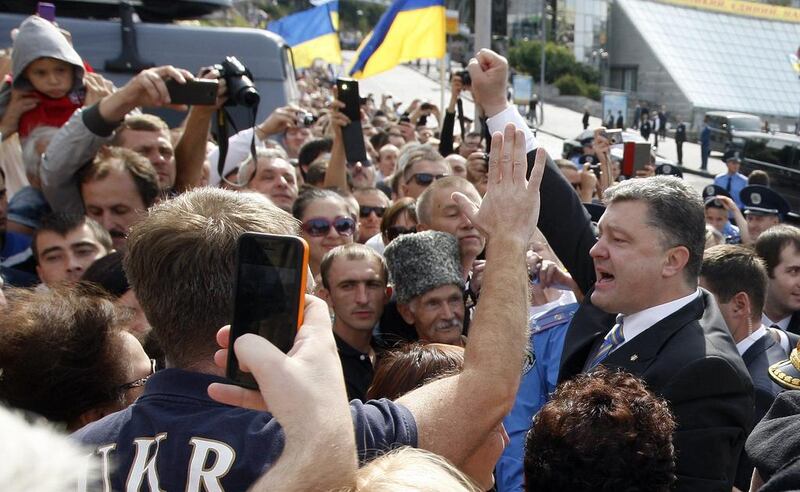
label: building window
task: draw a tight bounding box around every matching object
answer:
[610,66,638,92]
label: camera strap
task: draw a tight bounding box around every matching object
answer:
[456,98,465,139]
[216,105,259,187]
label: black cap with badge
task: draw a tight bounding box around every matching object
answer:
[702,184,730,209]
[740,185,791,219]
[722,149,743,163]
[655,163,683,178]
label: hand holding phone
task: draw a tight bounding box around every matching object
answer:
[226,233,309,389]
[336,78,368,163]
[165,79,219,106]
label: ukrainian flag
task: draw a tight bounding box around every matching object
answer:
[268,3,342,69]
[348,0,445,79]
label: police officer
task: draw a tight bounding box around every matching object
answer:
[674,118,687,165]
[655,163,683,178]
[713,150,748,209]
[741,185,791,241]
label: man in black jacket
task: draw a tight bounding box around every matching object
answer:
[469,48,754,492]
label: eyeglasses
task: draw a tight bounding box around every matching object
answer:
[387,225,417,241]
[359,206,386,218]
[302,216,356,237]
[119,358,157,391]
[405,173,448,186]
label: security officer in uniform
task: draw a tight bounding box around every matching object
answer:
[714,150,748,209]
[655,163,683,178]
[740,185,791,241]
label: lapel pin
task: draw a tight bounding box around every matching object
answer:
[630,354,639,361]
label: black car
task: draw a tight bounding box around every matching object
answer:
[740,132,800,213]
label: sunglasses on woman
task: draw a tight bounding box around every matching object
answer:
[387,225,417,241]
[302,216,356,237]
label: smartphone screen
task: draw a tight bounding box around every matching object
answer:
[227,233,309,389]
[336,78,368,163]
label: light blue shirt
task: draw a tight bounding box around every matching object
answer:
[713,172,748,209]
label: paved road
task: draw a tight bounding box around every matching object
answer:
[347,52,716,193]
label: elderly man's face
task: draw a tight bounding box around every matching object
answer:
[401,284,464,346]
[423,185,485,263]
[378,145,399,177]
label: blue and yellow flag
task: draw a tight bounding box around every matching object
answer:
[348,0,445,79]
[268,3,342,69]
[310,0,339,30]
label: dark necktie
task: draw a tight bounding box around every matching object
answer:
[726,175,732,193]
[586,315,625,370]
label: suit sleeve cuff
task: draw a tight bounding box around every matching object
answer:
[486,106,538,153]
[82,103,121,137]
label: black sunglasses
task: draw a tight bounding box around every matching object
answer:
[359,206,386,218]
[119,358,157,391]
[302,216,356,237]
[405,173,448,186]
[387,225,417,241]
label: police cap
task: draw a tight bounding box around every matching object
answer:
[740,185,790,219]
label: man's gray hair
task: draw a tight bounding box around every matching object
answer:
[124,187,300,368]
[22,126,59,179]
[604,176,705,281]
[396,144,443,180]
[238,147,290,187]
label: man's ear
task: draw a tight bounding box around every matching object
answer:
[731,291,751,319]
[383,285,393,304]
[397,302,415,325]
[662,246,690,279]
[317,287,333,307]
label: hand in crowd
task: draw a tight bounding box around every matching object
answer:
[82,72,115,108]
[452,124,546,248]
[255,104,305,140]
[0,89,37,139]
[579,163,599,202]
[467,49,510,118]
[468,259,486,296]
[208,295,357,489]
[192,67,229,113]
[98,65,194,122]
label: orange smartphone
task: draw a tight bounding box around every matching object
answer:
[226,232,309,389]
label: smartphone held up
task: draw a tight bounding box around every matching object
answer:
[336,78,368,164]
[226,233,309,389]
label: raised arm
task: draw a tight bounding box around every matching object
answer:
[396,118,545,466]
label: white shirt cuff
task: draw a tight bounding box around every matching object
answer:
[485,106,538,153]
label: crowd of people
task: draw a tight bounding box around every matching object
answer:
[3,13,800,492]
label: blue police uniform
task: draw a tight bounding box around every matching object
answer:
[495,298,578,492]
[73,369,417,491]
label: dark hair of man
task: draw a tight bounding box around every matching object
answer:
[747,170,770,187]
[366,342,464,400]
[701,244,767,321]
[304,161,329,187]
[31,213,112,263]
[380,197,418,235]
[524,367,676,492]
[0,284,129,427]
[319,243,388,290]
[604,176,705,281]
[755,224,800,278]
[123,188,298,368]
[81,251,129,298]
[370,131,389,152]
[77,147,160,208]
[297,138,332,169]
[109,114,169,146]
[291,187,349,222]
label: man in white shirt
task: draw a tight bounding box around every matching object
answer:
[469,48,753,492]
[756,224,800,335]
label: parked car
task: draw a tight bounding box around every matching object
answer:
[562,129,676,167]
[740,132,800,213]
[705,111,764,154]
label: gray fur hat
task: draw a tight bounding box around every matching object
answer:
[384,230,463,304]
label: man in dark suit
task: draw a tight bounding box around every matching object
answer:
[700,244,794,490]
[755,225,800,335]
[469,49,754,492]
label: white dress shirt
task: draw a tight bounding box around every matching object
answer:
[610,289,701,353]
[736,325,768,356]
[762,313,791,331]
[485,106,539,153]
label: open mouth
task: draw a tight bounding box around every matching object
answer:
[596,270,615,285]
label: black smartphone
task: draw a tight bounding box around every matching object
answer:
[226,233,309,389]
[336,78,368,163]
[165,79,219,106]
